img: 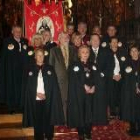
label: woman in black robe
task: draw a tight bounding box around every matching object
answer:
[22,48,64,140]
[26,33,52,65]
[121,44,140,136]
[67,45,95,140]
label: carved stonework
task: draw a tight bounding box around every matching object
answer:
[72,0,135,34]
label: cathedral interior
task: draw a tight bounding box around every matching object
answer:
[0,0,140,41]
[0,0,140,140]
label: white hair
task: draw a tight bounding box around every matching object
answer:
[31,33,43,46]
[58,31,68,42]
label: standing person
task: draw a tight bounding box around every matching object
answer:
[27,33,52,65]
[121,45,140,136]
[41,28,57,53]
[92,25,102,37]
[108,37,127,118]
[71,32,82,51]
[77,22,90,45]
[101,25,127,50]
[41,29,57,63]
[67,45,95,140]
[22,48,64,140]
[0,25,28,113]
[66,22,75,38]
[89,33,114,125]
[49,31,77,121]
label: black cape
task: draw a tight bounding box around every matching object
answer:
[101,35,128,51]
[0,37,28,111]
[121,58,140,122]
[67,61,95,128]
[43,41,57,64]
[89,47,114,125]
[107,48,127,114]
[22,64,64,127]
[26,43,56,65]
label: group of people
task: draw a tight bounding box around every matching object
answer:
[0,21,140,140]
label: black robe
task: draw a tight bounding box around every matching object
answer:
[121,58,140,122]
[0,37,28,111]
[101,35,128,52]
[26,43,56,65]
[89,47,114,125]
[107,49,127,114]
[43,41,57,64]
[67,61,95,128]
[22,64,64,127]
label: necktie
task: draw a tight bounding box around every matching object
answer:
[94,49,97,63]
[19,42,21,52]
[62,46,69,69]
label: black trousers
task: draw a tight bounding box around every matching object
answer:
[34,100,54,140]
[109,80,121,115]
[77,124,92,136]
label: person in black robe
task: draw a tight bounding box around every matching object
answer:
[41,28,57,63]
[66,22,75,42]
[107,37,127,119]
[92,25,102,38]
[67,45,95,140]
[89,33,114,125]
[71,32,82,52]
[101,25,127,51]
[77,22,90,46]
[26,33,52,65]
[0,25,28,113]
[22,48,64,140]
[121,44,140,136]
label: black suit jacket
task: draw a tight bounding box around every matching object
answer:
[89,46,114,78]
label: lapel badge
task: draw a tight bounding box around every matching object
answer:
[47,70,52,75]
[8,44,14,50]
[29,71,33,76]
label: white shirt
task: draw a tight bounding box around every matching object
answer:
[92,47,99,55]
[114,54,120,75]
[14,37,21,52]
[36,70,45,100]
[92,47,99,63]
[19,42,21,52]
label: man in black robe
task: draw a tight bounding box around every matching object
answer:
[121,45,140,136]
[89,33,114,124]
[0,25,28,113]
[101,25,127,51]
[107,37,127,118]
[41,28,57,64]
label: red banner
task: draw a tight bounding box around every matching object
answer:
[24,0,64,43]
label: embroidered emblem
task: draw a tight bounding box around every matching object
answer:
[8,44,14,50]
[125,66,132,73]
[73,66,79,72]
[101,42,107,48]
[28,51,34,56]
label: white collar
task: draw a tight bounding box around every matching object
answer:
[92,47,99,51]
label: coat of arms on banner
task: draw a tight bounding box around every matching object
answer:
[36,16,54,37]
[24,0,64,44]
